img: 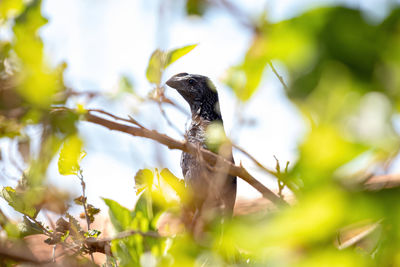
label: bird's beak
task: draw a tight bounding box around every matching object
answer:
[166,73,188,90]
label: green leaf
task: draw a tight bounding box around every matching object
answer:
[0,0,24,20]
[13,0,62,108]
[0,116,23,138]
[19,216,44,237]
[1,187,37,218]
[134,169,154,195]
[165,44,197,68]
[146,49,164,85]
[134,192,153,221]
[223,36,269,101]
[119,75,135,94]
[146,44,197,85]
[160,168,187,202]
[58,134,85,175]
[85,229,101,238]
[186,0,208,16]
[103,198,135,232]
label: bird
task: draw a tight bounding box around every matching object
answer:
[166,73,237,226]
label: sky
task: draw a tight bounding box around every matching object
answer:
[1,0,399,219]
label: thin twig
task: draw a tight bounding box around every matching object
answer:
[26,215,52,236]
[273,156,290,199]
[76,170,95,262]
[269,62,289,91]
[214,0,258,32]
[157,102,184,136]
[43,210,56,230]
[232,144,277,177]
[52,245,56,262]
[88,109,144,129]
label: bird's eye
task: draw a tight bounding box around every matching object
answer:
[188,79,195,85]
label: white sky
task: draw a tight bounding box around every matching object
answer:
[1,0,399,219]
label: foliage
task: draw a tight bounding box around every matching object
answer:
[0,0,400,266]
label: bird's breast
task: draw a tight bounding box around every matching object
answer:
[181,120,210,190]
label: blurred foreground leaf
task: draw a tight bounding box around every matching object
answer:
[58,134,85,175]
[1,187,37,218]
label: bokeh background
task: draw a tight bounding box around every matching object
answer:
[2,0,400,265]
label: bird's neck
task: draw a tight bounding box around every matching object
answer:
[191,100,222,122]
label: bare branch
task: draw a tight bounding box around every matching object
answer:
[82,109,288,206]
[0,241,43,264]
[364,174,400,190]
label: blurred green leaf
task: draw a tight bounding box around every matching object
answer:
[18,216,44,237]
[119,75,135,94]
[0,116,22,137]
[85,229,101,238]
[205,121,228,153]
[160,168,187,202]
[1,187,37,218]
[13,0,64,108]
[58,134,85,176]
[49,108,79,136]
[224,35,272,101]
[0,0,24,20]
[186,0,209,16]
[103,198,135,232]
[134,169,154,196]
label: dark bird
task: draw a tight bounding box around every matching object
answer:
[166,73,237,223]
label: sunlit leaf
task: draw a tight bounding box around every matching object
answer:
[103,198,135,232]
[160,168,187,201]
[146,49,164,85]
[13,0,63,108]
[0,0,24,20]
[85,229,101,238]
[58,134,85,176]
[0,187,37,218]
[223,35,270,101]
[165,44,197,68]
[134,169,154,196]
[146,44,197,85]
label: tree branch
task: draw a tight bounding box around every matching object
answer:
[269,62,289,91]
[82,109,288,206]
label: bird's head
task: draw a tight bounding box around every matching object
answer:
[166,73,221,121]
